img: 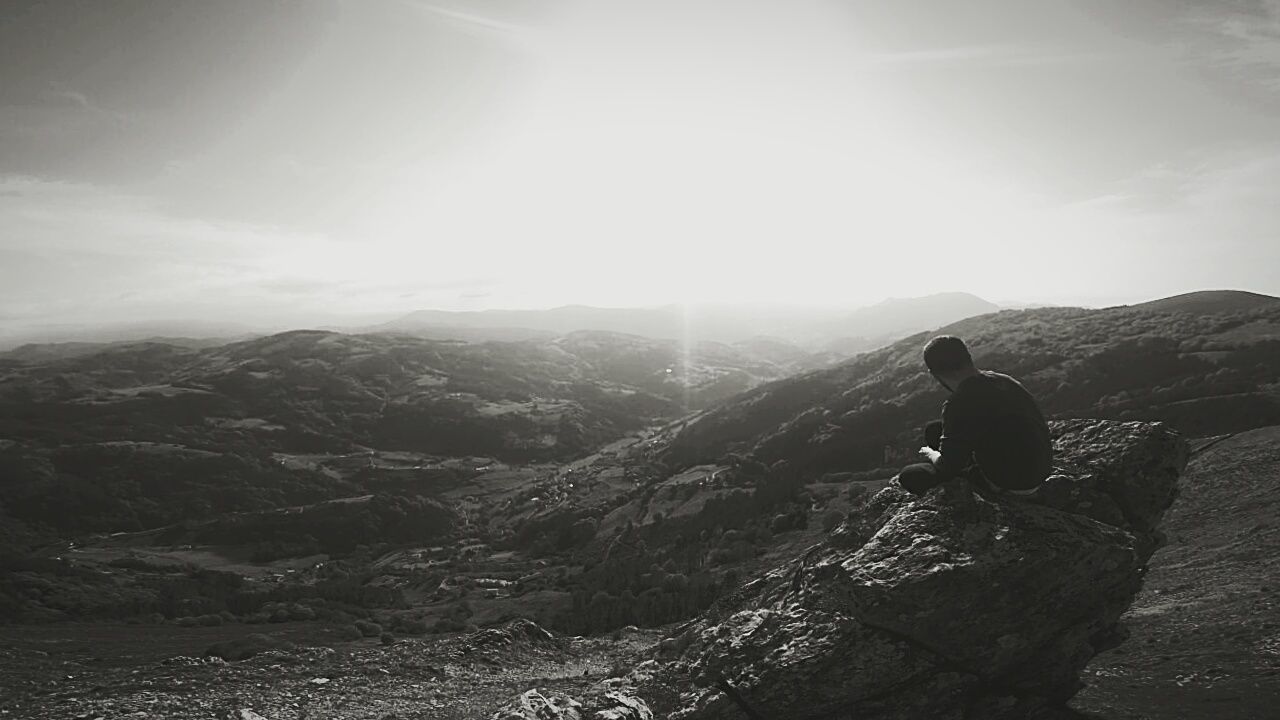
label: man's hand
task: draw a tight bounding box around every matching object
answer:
[919,446,941,464]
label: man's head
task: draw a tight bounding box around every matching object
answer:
[923,335,976,391]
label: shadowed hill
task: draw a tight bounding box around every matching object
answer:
[0,329,801,551]
[0,329,796,459]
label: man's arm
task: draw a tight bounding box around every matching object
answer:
[931,395,977,480]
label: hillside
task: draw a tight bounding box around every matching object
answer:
[1071,426,1280,718]
[1129,289,1280,315]
[0,329,797,554]
[659,302,1280,478]
[0,337,232,364]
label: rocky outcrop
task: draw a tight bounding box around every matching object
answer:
[494,419,1189,719]
[491,688,655,720]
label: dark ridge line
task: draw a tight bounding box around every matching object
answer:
[1190,431,1242,457]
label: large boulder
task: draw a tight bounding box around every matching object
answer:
[495,419,1189,719]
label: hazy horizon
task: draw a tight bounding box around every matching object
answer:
[4,287,1277,350]
[4,1,1279,333]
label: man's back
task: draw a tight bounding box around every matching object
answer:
[939,370,1053,492]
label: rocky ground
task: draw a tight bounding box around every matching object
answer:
[0,620,662,719]
[1070,426,1280,719]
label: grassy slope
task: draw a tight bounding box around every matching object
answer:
[1072,426,1280,719]
[662,303,1280,475]
[1130,290,1280,315]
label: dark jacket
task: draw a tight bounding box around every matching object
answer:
[935,370,1053,492]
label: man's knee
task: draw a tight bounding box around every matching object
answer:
[898,463,940,495]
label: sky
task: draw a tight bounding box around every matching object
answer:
[2,0,1279,335]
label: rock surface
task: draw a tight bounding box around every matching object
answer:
[495,419,1189,719]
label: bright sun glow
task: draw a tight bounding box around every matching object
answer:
[3,0,1279,334]
[352,0,1058,308]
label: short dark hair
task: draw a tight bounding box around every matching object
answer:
[923,336,973,374]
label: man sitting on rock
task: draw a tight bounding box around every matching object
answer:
[896,335,1053,496]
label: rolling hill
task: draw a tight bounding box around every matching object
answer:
[658,301,1280,477]
[1128,289,1280,315]
[0,329,804,551]
[6,291,1280,577]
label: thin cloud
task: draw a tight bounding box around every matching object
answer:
[401,1,528,36]
[256,277,343,297]
[1088,160,1215,213]
[45,85,131,124]
[867,44,1103,67]
[1177,0,1280,89]
[48,89,92,110]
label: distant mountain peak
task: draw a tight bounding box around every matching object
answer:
[867,291,991,307]
[379,293,1001,355]
[824,292,999,352]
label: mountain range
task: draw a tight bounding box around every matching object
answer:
[1,292,1005,358]
[375,292,1002,352]
[2,290,1277,548]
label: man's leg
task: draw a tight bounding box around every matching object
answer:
[897,462,940,495]
[895,421,946,495]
